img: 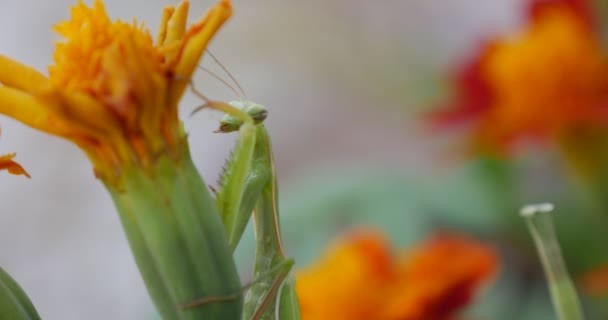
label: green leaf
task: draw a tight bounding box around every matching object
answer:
[0,267,40,320]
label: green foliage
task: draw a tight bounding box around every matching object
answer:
[0,267,40,320]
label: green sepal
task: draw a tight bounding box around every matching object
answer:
[0,267,41,320]
[105,145,242,320]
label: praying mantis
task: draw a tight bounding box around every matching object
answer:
[183,62,301,319]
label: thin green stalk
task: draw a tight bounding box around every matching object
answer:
[520,203,585,320]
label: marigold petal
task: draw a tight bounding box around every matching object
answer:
[104,31,168,153]
[383,233,498,319]
[297,230,499,320]
[168,0,232,107]
[164,1,189,48]
[0,153,30,178]
[0,55,50,93]
[296,230,394,320]
[529,0,595,28]
[429,43,496,128]
[41,90,119,138]
[0,86,68,136]
[156,6,175,46]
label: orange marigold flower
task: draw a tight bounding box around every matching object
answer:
[432,0,608,155]
[296,229,498,320]
[0,0,231,183]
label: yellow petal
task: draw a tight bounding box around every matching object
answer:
[164,1,189,47]
[0,55,50,93]
[160,0,190,67]
[0,86,68,136]
[46,90,131,159]
[168,0,232,107]
[156,6,175,46]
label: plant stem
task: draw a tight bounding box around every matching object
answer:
[520,203,585,320]
[106,146,242,320]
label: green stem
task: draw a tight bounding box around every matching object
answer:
[105,145,242,320]
[520,203,585,320]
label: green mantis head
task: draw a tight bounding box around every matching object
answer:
[218,100,268,133]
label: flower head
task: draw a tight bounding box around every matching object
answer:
[296,229,498,320]
[0,0,232,182]
[432,0,608,155]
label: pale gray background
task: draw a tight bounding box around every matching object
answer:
[0,0,520,319]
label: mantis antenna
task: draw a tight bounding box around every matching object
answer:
[205,49,247,98]
[188,79,253,126]
[191,50,252,117]
[198,65,243,99]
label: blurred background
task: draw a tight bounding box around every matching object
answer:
[1,0,607,319]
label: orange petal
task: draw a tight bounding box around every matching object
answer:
[168,0,232,108]
[383,233,499,320]
[0,153,30,178]
[296,230,499,320]
[163,0,189,49]
[296,229,395,320]
[156,5,175,46]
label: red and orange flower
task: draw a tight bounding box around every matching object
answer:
[296,229,498,320]
[432,0,608,155]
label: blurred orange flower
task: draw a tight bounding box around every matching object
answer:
[580,264,608,296]
[296,229,498,320]
[432,0,608,155]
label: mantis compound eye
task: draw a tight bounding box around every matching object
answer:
[217,100,269,133]
[245,103,268,124]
